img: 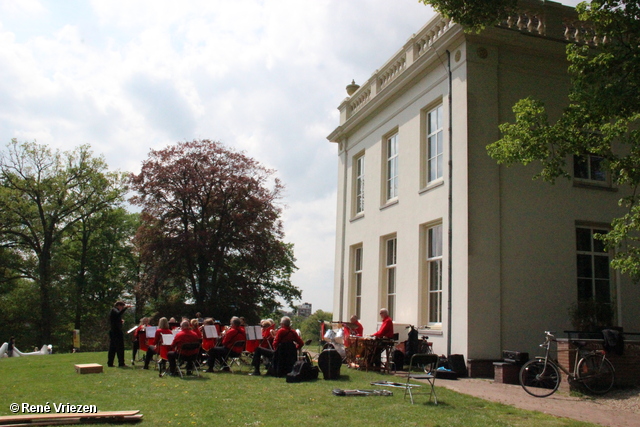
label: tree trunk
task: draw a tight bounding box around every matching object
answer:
[38,251,53,345]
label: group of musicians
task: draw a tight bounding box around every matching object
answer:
[113,300,395,376]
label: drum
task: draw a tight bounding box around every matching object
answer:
[323,329,336,342]
[333,342,346,358]
[346,337,366,365]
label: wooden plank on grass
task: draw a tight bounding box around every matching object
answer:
[0,410,141,425]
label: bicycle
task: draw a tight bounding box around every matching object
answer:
[519,331,615,397]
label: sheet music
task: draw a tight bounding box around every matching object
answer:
[246,325,261,341]
[161,334,174,346]
[172,329,180,335]
[203,325,219,339]
[145,326,157,338]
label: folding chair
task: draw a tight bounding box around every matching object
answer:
[158,334,173,377]
[137,330,149,364]
[175,341,202,378]
[225,340,247,372]
[405,353,439,404]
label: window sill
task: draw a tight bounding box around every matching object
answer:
[380,199,399,211]
[419,328,442,336]
[350,213,365,223]
[573,180,617,192]
[419,179,444,194]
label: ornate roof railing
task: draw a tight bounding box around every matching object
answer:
[334,0,586,129]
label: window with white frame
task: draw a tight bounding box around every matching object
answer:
[576,226,611,303]
[574,154,608,184]
[386,133,398,201]
[427,224,443,324]
[427,105,443,183]
[354,154,365,215]
[385,237,397,320]
[353,246,363,318]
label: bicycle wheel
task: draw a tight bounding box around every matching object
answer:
[519,359,560,398]
[576,354,615,394]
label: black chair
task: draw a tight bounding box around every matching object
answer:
[176,341,202,378]
[224,340,248,372]
[267,342,297,377]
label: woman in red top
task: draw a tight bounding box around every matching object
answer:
[144,317,172,369]
[201,318,217,352]
[260,319,275,349]
[131,317,149,364]
[190,318,202,338]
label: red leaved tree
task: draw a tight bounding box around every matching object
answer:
[129,140,299,322]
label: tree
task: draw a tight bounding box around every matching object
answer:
[129,140,300,323]
[419,0,517,30]
[423,1,640,280]
[58,208,140,349]
[298,310,332,346]
[0,140,127,345]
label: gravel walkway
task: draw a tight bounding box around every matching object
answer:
[435,378,639,426]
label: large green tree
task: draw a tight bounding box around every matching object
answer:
[423,1,640,279]
[0,140,127,345]
[58,208,140,349]
[130,140,300,323]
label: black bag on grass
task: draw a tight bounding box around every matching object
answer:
[286,358,319,383]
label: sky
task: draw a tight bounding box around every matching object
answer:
[0,0,583,313]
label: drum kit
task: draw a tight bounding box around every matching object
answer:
[322,326,346,358]
[322,321,392,372]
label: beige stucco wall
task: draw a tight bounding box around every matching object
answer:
[331,50,455,354]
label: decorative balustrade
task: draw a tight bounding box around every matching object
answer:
[378,56,406,91]
[349,87,371,115]
[501,10,545,35]
[563,20,602,46]
[415,17,453,59]
[341,1,591,125]
[498,3,599,46]
[347,15,454,118]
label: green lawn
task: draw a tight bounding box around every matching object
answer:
[0,352,597,427]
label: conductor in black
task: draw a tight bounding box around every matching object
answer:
[108,301,128,367]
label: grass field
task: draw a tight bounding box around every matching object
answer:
[0,352,598,427]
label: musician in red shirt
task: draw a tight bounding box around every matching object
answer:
[143,317,172,369]
[167,320,201,375]
[372,308,394,339]
[343,315,363,348]
[200,318,218,352]
[260,319,275,349]
[205,317,246,372]
[131,317,149,365]
[370,308,394,369]
[249,316,303,376]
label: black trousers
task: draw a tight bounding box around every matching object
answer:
[132,340,140,361]
[251,347,275,369]
[108,330,125,366]
[207,346,240,368]
[144,346,158,368]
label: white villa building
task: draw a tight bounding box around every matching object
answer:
[327,0,640,362]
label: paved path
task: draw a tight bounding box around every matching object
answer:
[435,378,639,427]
